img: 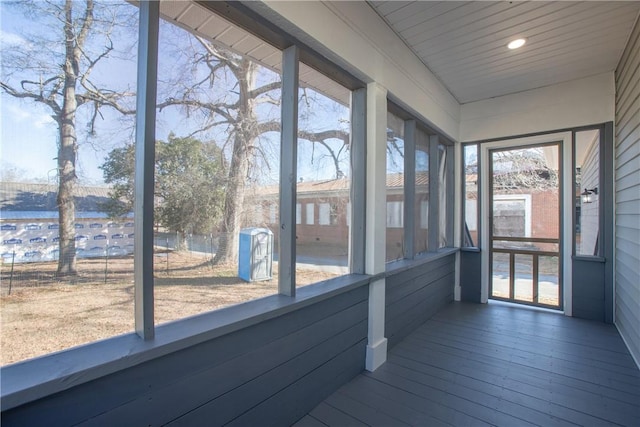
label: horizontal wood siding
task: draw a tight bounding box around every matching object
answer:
[1,285,369,426]
[385,254,455,349]
[615,16,640,366]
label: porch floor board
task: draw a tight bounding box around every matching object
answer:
[299,301,640,427]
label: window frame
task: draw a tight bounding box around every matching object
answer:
[386,201,404,228]
[135,2,366,312]
[305,203,315,225]
[572,125,605,259]
[318,202,331,225]
[461,142,481,249]
[386,101,455,266]
[1,0,369,406]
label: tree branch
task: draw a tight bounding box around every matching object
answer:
[254,121,349,178]
[79,39,114,95]
[1,81,62,116]
[76,0,95,53]
[186,120,230,139]
[195,36,241,71]
[299,129,349,145]
[157,97,236,124]
[248,81,281,99]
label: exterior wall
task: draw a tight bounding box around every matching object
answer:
[1,217,134,263]
[258,190,410,250]
[460,73,615,142]
[579,137,601,256]
[295,195,349,245]
[1,284,369,426]
[614,17,640,366]
[531,192,560,241]
[385,253,456,349]
[474,190,560,244]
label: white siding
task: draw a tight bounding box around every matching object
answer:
[615,17,640,366]
[578,137,600,256]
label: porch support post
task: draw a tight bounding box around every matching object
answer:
[134,0,159,340]
[365,82,388,372]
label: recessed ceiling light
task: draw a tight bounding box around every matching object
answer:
[508,38,526,50]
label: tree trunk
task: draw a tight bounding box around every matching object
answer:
[213,60,257,265]
[175,232,189,252]
[56,0,80,276]
[213,134,250,263]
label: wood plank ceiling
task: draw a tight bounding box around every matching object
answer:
[368,1,640,103]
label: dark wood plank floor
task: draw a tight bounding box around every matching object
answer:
[297,301,640,427]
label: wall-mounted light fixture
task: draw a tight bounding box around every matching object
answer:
[581,187,598,204]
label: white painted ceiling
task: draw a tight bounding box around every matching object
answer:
[368,1,640,104]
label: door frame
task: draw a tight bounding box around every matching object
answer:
[479,131,574,316]
[488,141,562,309]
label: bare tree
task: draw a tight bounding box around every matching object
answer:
[157,34,350,264]
[1,0,136,276]
[492,149,559,191]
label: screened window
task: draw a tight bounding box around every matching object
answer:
[153,3,283,325]
[438,143,450,248]
[295,63,352,285]
[463,144,479,247]
[0,0,139,364]
[415,128,430,254]
[386,111,405,262]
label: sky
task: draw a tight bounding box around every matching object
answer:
[1,7,60,182]
[0,2,136,185]
[0,1,351,188]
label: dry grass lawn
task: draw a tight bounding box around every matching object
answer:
[0,251,338,365]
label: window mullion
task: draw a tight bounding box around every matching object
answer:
[446,144,455,246]
[133,0,159,340]
[350,88,366,274]
[279,45,299,296]
[404,120,416,259]
[428,135,440,251]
